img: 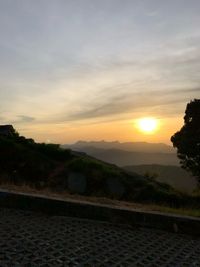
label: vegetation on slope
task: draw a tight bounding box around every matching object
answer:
[124,164,197,193]
[0,127,200,209]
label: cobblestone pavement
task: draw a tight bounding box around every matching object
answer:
[0,208,200,266]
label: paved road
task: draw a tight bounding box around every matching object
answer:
[0,208,200,266]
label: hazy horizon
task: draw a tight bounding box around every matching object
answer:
[65,139,174,147]
[0,0,200,144]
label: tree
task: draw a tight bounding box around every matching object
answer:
[171,99,200,182]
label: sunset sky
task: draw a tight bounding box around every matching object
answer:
[0,0,199,144]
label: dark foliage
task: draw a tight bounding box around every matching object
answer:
[0,130,71,187]
[171,99,200,182]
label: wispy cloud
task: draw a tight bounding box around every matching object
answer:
[0,0,199,142]
[43,86,198,124]
[12,115,35,124]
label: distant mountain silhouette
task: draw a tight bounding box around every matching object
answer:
[63,141,197,192]
[65,140,175,153]
[124,164,197,193]
[2,128,188,206]
[63,141,179,166]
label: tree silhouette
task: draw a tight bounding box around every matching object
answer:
[171,99,200,182]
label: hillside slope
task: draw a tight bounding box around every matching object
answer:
[0,127,189,207]
[63,146,179,166]
[124,165,197,193]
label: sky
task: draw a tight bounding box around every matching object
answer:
[0,0,199,144]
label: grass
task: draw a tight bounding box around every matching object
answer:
[0,182,200,218]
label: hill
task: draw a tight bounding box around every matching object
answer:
[63,145,179,166]
[0,125,194,208]
[64,140,175,153]
[65,141,196,193]
[124,165,197,193]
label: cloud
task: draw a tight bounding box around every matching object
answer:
[12,115,35,124]
[47,86,199,124]
[0,0,200,130]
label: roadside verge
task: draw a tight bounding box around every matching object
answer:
[0,189,200,236]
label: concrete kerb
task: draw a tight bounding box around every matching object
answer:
[0,190,200,236]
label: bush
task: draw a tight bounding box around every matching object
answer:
[35,143,71,161]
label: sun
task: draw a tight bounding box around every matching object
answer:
[137,118,158,134]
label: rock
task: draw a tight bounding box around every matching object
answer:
[106,177,125,198]
[68,172,87,194]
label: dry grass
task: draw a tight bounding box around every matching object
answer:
[0,183,200,218]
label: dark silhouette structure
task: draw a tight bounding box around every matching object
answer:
[0,125,15,136]
[171,99,200,182]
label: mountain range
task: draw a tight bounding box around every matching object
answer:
[1,128,189,206]
[63,140,197,192]
[63,141,179,166]
[65,140,175,153]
